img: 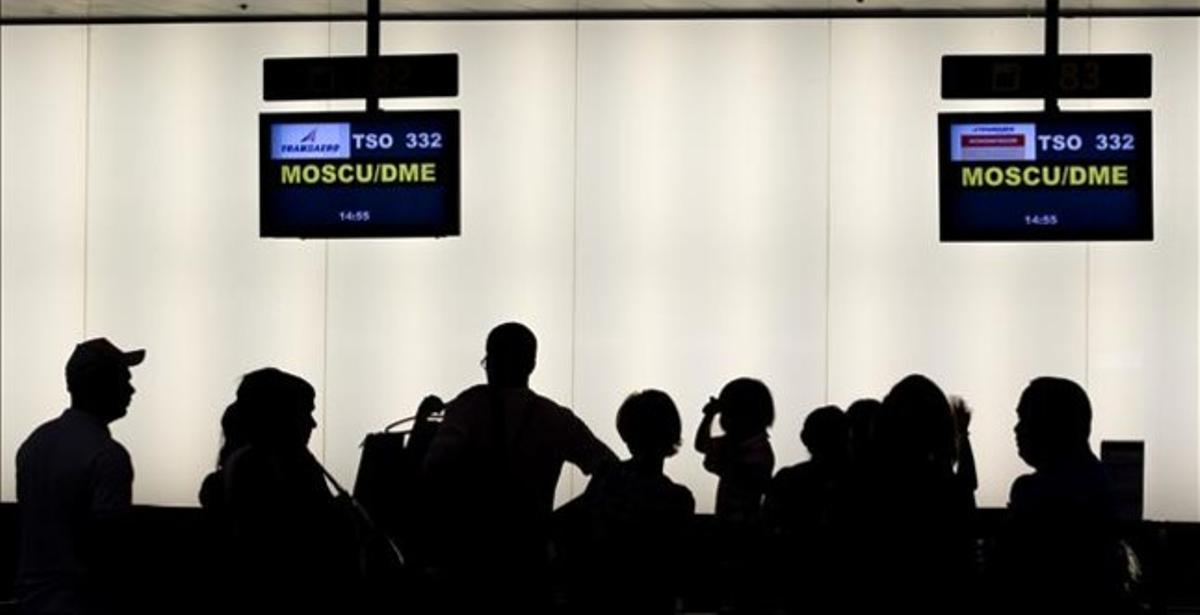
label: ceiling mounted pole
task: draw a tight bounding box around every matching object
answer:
[1045,0,1060,113]
[367,0,381,112]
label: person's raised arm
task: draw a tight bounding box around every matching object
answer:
[950,396,978,495]
[694,397,720,455]
[563,411,617,476]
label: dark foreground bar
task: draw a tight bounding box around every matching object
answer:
[1,504,1197,614]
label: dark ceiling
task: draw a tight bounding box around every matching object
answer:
[2,0,1198,22]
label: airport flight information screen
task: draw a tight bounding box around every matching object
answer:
[259,110,460,238]
[938,110,1152,241]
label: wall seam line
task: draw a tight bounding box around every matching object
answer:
[569,16,582,500]
[320,17,333,467]
[322,243,330,466]
[82,25,92,338]
[1084,17,1092,394]
[824,18,834,405]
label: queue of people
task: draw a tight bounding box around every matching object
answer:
[13,326,1129,614]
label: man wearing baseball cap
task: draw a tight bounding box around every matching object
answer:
[15,338,145,615]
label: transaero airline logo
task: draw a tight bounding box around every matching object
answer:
[272,123,351,160]
[950,123,1037,162]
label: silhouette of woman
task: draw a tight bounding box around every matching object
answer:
[200,368,359,614]
[846,375,975,614]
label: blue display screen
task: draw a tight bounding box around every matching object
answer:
[939,111,1152,241]
[260,110,460,238]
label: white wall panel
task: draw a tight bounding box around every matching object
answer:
[321,21,582,497]
[575,20,831,512]
[85,24,332,505]
[1086,18,1199,520]
[828,18,1095,510]
[0,26,88,501]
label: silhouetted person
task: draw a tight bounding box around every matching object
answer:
[843,398,884,518]
[847,375,976,614]
[993,377,1125,614]
[199,368,359,614]
[694,377,775,614]
[568,390,696,615]
[15,338,144,615]
[763,405,848,613]
[766,405,848,532]
[845,398,883,473]
[198,402,249,515]
[422,322,617,614]
[695,378,776,524]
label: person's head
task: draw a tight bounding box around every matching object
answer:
[1015,376,1092,469]
[616,389,683,460]
[717,377,774,438]
[216,401,246,467]
[881,374,955,469]
[801,405,848,462]
[846,398,883,464]
[229,368,317,450]
[65,338,145,423]
[484,322,537,387]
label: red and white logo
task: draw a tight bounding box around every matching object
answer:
[951,123,1036,161]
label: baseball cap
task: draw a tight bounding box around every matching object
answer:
[65,338,145,383]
